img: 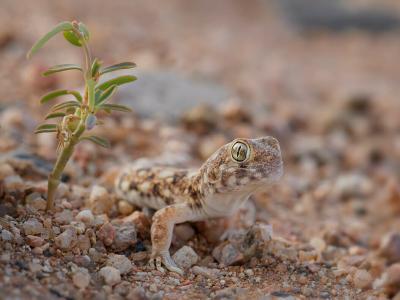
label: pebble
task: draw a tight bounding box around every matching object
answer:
[54,209,74,224]
[75,209,95,226]
[23,218,44,235]
[149,283,158,292]
[172,246,199,269]
[3,175,24,190]
[97,223,115,246]
[107,254,132,275]
[99,266,121,286]
[191,266,220,279]
[77,234,91,252]
[244,269,254,276]
[55,227,77,250]
[166,277,181,286]
[26,235,45,247]
[0,163,15,180]
[352,269,373,290]
[112,224,137,251]
[1,229,13,241]
[373,263,400,295]
[25,193,46,211]
[379,232,400,264]
[212,242,244,266]
[118,201,134,215]
[310,237,326,253]
[174,224,195,244]
[88,185,114,215]
[72,267,91,289]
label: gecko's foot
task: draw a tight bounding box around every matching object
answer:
[148,252,183,275]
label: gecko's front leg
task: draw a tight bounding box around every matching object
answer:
[149,203,198,275]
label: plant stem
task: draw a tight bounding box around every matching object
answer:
[46,121,86,211]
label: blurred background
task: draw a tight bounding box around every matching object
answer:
[0,0,400,298]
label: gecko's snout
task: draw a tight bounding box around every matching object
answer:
[266,136,280,152]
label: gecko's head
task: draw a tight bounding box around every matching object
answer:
[202,136,283,194]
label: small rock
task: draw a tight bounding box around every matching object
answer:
[3,175,24,190]
[174,224,195,244]
[122,211,150,237]
[77,234,91,252]
[74,255,91,268]
[373,263,400,296]
[118,201,134,215]
[352,269,373,290]
[23,218,44,235]
[244,269,254,277]
[212,242,244,266]
[25,192,46,211]
[54,209,74,224]
[166,277,180,286]
[88,185,114,215]
[107,254,132,275]
[97,223,115,246]
[220,101,251,123]
[172,246,199,270]
[76,209,95,226]
[333,174,372,200]
[310,237,326,253]
[1,229,13,241]
[26,235,45,247]
[72,267,91,289]
[181,104,218,134]
[112,224,137,251]
[0,163,15,180]
[191,266,220,279]
[93,214,109,227]
[380,232,400,264]
[149,283,158,292]
[55,227,77,250]
[99,266,121,286]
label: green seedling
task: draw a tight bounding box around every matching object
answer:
[27,21,136,211]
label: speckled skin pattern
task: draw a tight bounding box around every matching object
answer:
[115,137,283,274]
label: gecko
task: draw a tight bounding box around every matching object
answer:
[115,136,283,274]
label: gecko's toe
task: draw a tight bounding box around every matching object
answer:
[162,254,184,275]
[148,257,165,273]
[149,252,183,275]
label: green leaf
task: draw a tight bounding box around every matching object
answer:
[78,22,90,41]
[80,135,110,148]
[100,62,136,75]
[91,58,102,78]
[97,75,137,91]
[40,89,82,104]
[68,90,83,103]
[45,112,66,120]
[42,64,82,76]
[34,124,58,134]
[27,21,73,58]
[99,103,132,113]
[95,85,117,106]
[51,101,80,112]
[63,30,82,47]
[87,79,96,112]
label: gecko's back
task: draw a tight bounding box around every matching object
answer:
[115,164,196,210]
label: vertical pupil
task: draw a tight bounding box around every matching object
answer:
[237,145,242,159]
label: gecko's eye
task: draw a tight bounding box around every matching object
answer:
[231,141,249,162]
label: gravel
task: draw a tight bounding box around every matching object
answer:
[99,266,121,286]
[172,246,199,270]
